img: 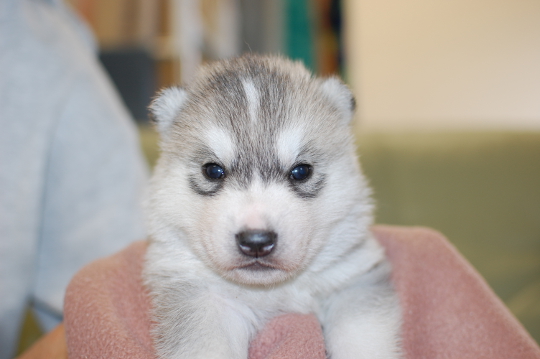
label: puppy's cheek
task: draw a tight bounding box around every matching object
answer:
[288,201,334,265]
[195,200,239,270]
[269,206,317,270]
[148,178,193,237]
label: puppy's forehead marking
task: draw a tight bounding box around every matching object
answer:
[276,126,304,165]
[204,126,235,162]
[242,79,259,124]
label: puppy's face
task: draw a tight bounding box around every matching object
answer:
[148,56,370,286]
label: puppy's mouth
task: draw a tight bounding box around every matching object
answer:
[235,261,278,271]
[226,259,296,286]
[235,259,280,272]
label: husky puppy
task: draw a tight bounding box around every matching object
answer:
[144,55,401,359]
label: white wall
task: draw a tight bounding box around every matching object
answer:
[344,0,540,131]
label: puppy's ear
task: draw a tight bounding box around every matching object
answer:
[149,87,188,134]
[319,77,356,124]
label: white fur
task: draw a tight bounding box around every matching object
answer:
[242,80,259,124]
[275,126,304,165]
[320,77,355,124]
[204,126,236,163]
[144,55,401,359]
[150,87,188,134]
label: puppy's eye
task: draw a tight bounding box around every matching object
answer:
[203,163,225,179]
[290,164,312,181]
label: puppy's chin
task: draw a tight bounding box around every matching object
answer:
[223,263,296,287]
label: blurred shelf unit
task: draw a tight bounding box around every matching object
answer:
[66,0,246,88]
[67,0,344,81]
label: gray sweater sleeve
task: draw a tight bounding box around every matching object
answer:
[0,1,148,357]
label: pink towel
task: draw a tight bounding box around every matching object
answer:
[64,226,540,358]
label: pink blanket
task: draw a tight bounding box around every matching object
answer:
[64,226,540,358]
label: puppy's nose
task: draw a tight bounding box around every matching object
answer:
[236,230,277,258]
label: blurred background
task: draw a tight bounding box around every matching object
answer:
[17,0,540,353]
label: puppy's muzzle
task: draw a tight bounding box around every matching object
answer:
[236,230,277,258]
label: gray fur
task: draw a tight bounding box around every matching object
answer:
[145,55,402,359]
[151,55,349,195]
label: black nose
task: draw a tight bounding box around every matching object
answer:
[236,230,277,258]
